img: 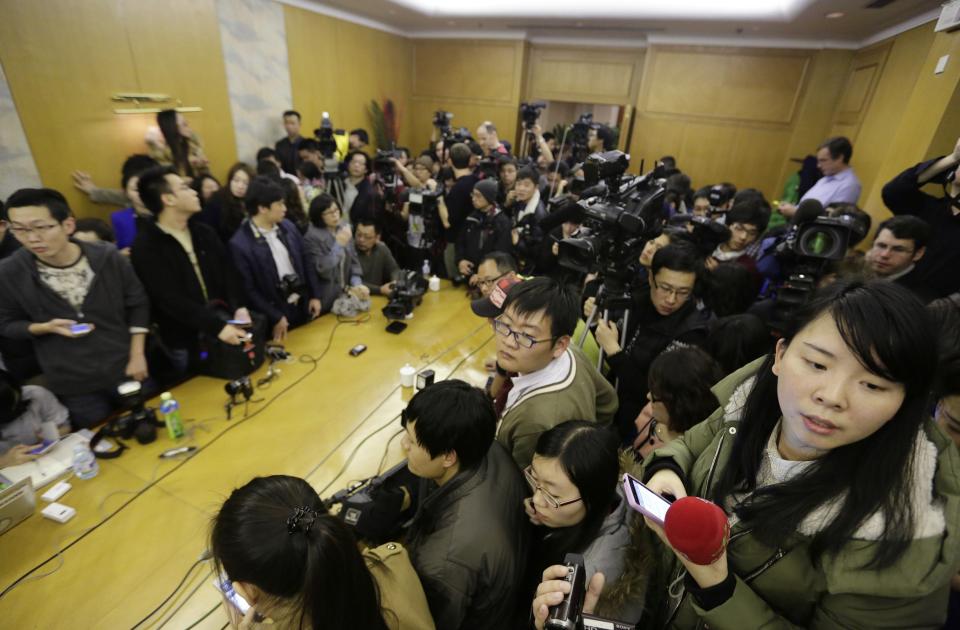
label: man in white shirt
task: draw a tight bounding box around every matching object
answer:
[229,177,323,342]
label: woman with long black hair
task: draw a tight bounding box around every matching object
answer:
[533,279,960,628]
[211,475,434,629]
[148,109,209,178]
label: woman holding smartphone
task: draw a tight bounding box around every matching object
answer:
[523,420,651,624]
[533,280,960,629]
[211,475,434,630]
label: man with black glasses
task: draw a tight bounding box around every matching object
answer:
[591,243,712,444]
[493,277,617,469]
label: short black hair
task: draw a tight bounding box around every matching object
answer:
[593,124,616,150]
[876,215,930,250]
[449,143,472,169]
[137,165,178,216]
[245,176,285,216]
[5,188,72,223]
[74,217,116,243]
[659,155,677,170]
[345,150,371,175]
[692,186,712,202]
[542,132,555,142]
[256,147,277,163]
[547,161,570,178]
[516,167,539,184]
[121,154,159,190]
[349,128,369,145]
[355,218,380,233]
[401,379,495,470]
[256,159,281,178]
[819,136,853,164]
[726,201,768,232]
[297,161,321,180]
[479,250,517,274]
[651,242,701,277]
[282,110,301,121]
[501,276,578,340]
[299,138,320,154]
[308,192,338,228]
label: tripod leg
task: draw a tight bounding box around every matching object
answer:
[577,308,598,348]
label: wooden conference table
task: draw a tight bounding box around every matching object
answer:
[0,283,494,629]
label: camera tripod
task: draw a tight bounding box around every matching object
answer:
[577,282,634,385]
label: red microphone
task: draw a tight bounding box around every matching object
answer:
[663,497,730,565]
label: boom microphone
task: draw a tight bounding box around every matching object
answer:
[663,496,730,565]
[790,198,824,226]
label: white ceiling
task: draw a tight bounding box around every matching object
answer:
[288,0,943,47]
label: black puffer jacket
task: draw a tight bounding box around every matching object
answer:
[406,442,530,630]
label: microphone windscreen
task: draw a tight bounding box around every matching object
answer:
[791,198,824,226]
[663,497,730,565]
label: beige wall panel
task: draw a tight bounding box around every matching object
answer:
[285,7,414,150]
[643,47,810,124]
[526,46,643,105]
[0,0,236,220]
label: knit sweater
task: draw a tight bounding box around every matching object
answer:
[496,344,618,468]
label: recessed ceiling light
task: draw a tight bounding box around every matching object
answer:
[825,11,845,19]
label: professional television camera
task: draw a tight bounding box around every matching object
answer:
[324,460,419,545]
[557,150,667,369]
[312,111,342,176]
[518,101,547,158]
[760,207,864,334]
[382,269,427,321]
[432,110,472,153]
[372,148,404,205]
[407,187,444,247]
[564,112,595,165]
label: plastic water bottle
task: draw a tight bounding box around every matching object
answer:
[72,443,99,480]
[421,259,431,279]
[159,392,185,440]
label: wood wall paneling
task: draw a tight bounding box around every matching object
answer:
[409,39,525,153]
[525,46,643,105]
[285,6,414,151]
[829,43,891,141]
[642,47,810,124]
[0,0,237,221]
[836,25,935,209]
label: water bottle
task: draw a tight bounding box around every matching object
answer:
[159,392,185,440]
[72,443,99,480]
[421,259,431,279]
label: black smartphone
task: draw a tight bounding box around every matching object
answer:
[385,321,407,334]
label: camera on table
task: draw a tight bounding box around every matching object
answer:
[278,273,306,301]
[114,380,161,444]
[225,376,253,400]
[382,269,427,321]
[521,101,546,130]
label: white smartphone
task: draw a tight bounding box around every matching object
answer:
[212,574,263,622]
[622,473,673,526]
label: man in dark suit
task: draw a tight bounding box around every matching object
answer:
[274,110,304,175]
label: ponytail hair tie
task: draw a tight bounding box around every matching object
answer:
[286,506,321,535]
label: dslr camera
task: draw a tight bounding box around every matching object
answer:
[278,273,306,301]
[382,269,427,321]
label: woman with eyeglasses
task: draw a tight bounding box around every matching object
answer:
[210,475,434,630]
[633,347,725,461]
[522,420,651,624]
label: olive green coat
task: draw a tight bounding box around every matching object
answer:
[644,357,960,629]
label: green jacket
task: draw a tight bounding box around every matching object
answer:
[644,357,960,629]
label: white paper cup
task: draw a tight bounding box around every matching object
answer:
[400,364,416,388]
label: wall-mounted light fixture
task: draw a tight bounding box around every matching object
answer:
[111,93,202,114]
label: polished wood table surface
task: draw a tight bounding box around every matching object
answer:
[0,283,494,629]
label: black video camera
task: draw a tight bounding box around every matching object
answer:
[433,110,453,132]
[546,553,634,630]
[382,269,427,321]
[667,214,732,258]
[558,151,666,284]
[225,376,253,400]
[324,460,418,545]
[520,101,547,130]
[312,112,340,161]
[278,273,306,300]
